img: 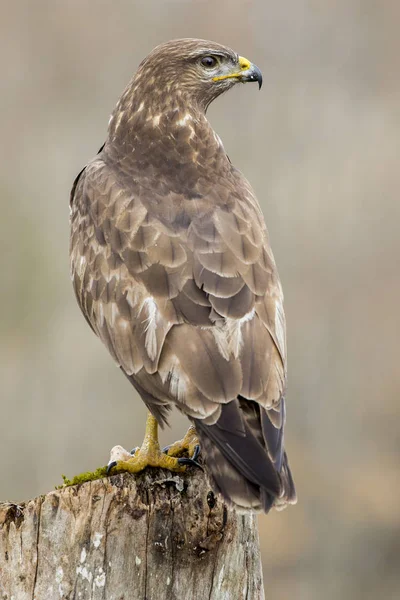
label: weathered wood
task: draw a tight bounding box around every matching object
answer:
[0,469,264,599]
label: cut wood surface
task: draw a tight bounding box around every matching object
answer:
[0,468,265,599]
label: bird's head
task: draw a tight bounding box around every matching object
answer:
[131,38,262,112]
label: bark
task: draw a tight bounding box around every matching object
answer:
[0,469,264,600]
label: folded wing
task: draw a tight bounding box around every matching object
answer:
[70,156,296,510]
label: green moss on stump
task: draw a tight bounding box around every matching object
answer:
[57,466,108,488]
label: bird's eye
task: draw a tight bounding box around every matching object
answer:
[201,56,218,69]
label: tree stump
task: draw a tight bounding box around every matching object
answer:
[0,468,265,599]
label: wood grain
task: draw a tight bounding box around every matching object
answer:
[0,469,264,599]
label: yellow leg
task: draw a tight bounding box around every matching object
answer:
[165,425,200,459]
[108,413,186,475]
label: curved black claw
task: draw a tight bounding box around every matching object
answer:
[178,457,203,470]
[177,445,202,470]
[130,447,139,456]
[193,445,201,462]
[106,460,117,475]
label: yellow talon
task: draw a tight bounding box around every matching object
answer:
[166,425,199,459]
[113,451,185,474]
[108,412,186,475]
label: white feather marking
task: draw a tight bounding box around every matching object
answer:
[148,114,161,126]
[229,308,256,357]
[159,356,187,402]
[212,327,230,361]
[113,111,124,132]
[97,302,105,327]
[176,113,192,127]
[213,131,224,148]
[142,297,158,361]
[188,125,196,140]
[125,288,140,308]
[239,308,256,324]
[79,255,86,273]
[169,367,187,401]
[275,299,286,359]
[137,101,145,113]
[212,309,256,360]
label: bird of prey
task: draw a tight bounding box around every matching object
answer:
[70,38,296,513]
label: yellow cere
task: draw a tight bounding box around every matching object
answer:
[212,55,252,82]
[238,56,251,70]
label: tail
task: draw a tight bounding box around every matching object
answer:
[194,398,296,513]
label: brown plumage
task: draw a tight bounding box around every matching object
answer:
[70,38,296,512]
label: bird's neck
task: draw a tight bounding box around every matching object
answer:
[105,85,229,178]
[108,85,209,139]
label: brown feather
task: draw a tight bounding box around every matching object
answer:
[214,210,261,264]
[240,315,273,400]
[165,325,242,403]
[193,259,245,297]
[209,284,254,319]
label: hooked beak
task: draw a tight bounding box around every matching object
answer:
[239,62,263,89]
[212,55,263,90]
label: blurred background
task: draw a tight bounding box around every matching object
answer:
[1,1,399,598]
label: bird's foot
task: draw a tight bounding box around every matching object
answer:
[163,425,202,468]
[107,413,186,476]
[107,442,186,475]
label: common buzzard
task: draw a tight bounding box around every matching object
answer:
[70,39,296,512]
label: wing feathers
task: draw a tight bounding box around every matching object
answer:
[240,315,272,399]
[147,233,187,267]
[214,210,261,264]
[166,325,242,402]
[209,284,254,319]
[193,260,245,297]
